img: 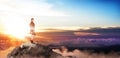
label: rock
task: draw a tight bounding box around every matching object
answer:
[7,42,65,58]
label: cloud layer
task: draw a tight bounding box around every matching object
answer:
[37,27,120,47]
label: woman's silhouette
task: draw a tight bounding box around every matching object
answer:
[30,18,35,35]
[29,18,36,43]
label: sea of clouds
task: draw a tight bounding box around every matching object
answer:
[53,46,120,58]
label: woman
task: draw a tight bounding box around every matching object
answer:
[29,18,36,43]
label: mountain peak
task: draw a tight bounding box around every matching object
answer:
[7,42,65,58]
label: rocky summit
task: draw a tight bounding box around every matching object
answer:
[7,42,65,58]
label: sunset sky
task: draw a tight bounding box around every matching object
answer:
[0,0,120,52]
[0,0,120,33]
[0,1,120,58]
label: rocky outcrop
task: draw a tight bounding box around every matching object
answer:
[7,42,65,58]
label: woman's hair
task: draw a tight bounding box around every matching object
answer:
[31,18,34,21]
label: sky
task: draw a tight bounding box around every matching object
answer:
[0,1,120,57]
[0,0,120,32]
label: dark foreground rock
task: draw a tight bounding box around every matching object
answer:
[7,42,65,58]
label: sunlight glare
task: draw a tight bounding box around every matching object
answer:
[2,16,29,40]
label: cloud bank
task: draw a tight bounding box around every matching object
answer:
[37,27,120,47]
